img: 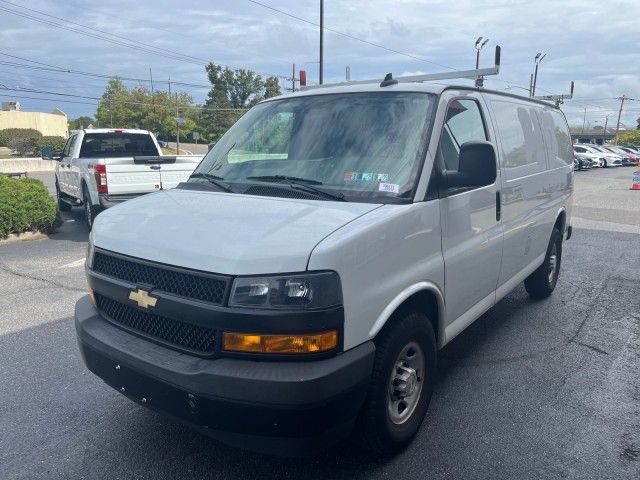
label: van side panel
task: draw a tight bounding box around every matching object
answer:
[485,96,572,291]
[308,202,444,351]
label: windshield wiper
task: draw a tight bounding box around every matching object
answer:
[289,182,346,202]
[189,173,234,192]
[245,175,323,185]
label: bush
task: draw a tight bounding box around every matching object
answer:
[0,176,60,239]
[7,136,38,156]
[35,136,67,156]
[0,128,42,147]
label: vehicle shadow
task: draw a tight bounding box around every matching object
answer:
[47,208,89,243]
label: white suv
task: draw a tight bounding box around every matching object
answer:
[75,81,573,456]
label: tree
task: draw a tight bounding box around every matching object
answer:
[613,130,640,145]
[94,79,198,142]
[68,116,95,130]
[198,63,282,142]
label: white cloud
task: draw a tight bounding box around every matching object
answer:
[0,0,638,127]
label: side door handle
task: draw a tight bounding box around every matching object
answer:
[149,165,161,170]
[496,191,501,222]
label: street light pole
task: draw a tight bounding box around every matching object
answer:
[319,0,324,85]
[615,95,627,142]
[531,52,546,97]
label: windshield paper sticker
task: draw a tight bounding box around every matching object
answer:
[379,183,400,193]
[344,172,389,182]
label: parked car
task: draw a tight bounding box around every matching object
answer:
[573,145,603,167]
[606,145,640,166]
[602,145,633,166]
[43,128,203,229]
[586,145,622,167]
[75,81,573,456]
[573,152,592,170]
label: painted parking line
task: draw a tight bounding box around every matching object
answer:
[59,258,85,269]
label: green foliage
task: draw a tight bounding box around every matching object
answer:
[612,130,640,145]
[95,78,197,142]
[198,64,282,142]
[68,116,95,130]
[35,136,67,155]
[0,128,42,147]
[8,137,38,156]
[0,176,59,239]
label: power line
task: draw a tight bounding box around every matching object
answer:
[246,0,457,71]
[0,2,292,82]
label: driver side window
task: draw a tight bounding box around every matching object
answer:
[436,99,487,171]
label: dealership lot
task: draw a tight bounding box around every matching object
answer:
[1,168,638,479]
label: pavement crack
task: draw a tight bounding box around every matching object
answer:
[0,262,85,293]
[575,341,609,355]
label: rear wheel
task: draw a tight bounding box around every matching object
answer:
[524,227,562,299]
[357,312,437,456]
[55,182,71,212]
[82,185,97,230]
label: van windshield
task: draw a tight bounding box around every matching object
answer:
[193,92,434,203]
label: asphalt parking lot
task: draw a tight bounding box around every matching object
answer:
[1,168,638,480]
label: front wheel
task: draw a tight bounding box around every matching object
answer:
[524,227,562,299]
[357,312,437,456]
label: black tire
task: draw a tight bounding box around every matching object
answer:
[603,159,608,168]
[82,185,97,230]
[524,227,562,299]
[357,312,437,456]
[55,182,71,212]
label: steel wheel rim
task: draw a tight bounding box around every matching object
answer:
[548,243,558,284]
[387,341,425,425]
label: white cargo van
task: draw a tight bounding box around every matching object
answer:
[75,73,573,456]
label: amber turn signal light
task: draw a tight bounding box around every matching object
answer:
[222,331,337,354]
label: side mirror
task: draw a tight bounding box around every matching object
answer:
[41,146,58,160]
[444,141,497,190]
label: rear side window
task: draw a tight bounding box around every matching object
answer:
[490,100,547,180]
[538,108,573,169]
[436,99,487,171]
[80,133,159,158]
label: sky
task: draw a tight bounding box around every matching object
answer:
[1,0,639,129]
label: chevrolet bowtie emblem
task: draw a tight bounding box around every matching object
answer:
[128,289,158,309]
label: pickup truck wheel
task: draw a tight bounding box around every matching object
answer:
[357,312,436,456]
[82,186,97,230]
[55,183,71,212]
[524,227,562,299]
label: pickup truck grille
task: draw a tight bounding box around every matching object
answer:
[93,251,229,305]
[95,294,216,355]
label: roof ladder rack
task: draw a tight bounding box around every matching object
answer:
[300,46,502,91]
[533,81,575,106]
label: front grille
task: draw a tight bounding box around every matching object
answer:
[93,251,228,304]
[95,294,216,355]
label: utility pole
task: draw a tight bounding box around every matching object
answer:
[345,66,350,81]
[149,68,155,113]
[581,107,587,135]
[603,115,609,138]
[175,92,180,154]
[108,96,113,127]
[292,63,296,93]
[615,95,627,142]
[319,0,324,85]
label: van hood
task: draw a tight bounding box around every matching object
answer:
[92,188,381,275]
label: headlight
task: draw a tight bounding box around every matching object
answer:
[86,234,95,269]
[229,272,342,310]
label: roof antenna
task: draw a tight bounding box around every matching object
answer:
[380,73,398,87]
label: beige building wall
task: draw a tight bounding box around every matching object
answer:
[0,111,68,138]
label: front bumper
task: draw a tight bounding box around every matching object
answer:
[75,296,375,455]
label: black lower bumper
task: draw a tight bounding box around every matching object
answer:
[75,296,375,455]
[98,193,145,208]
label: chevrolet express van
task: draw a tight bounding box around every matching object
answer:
[75,80,573,456]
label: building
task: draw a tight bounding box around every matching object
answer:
[0,103,68,138]
[570,126,616,145]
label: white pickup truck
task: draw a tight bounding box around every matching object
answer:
[44,128,202,228]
